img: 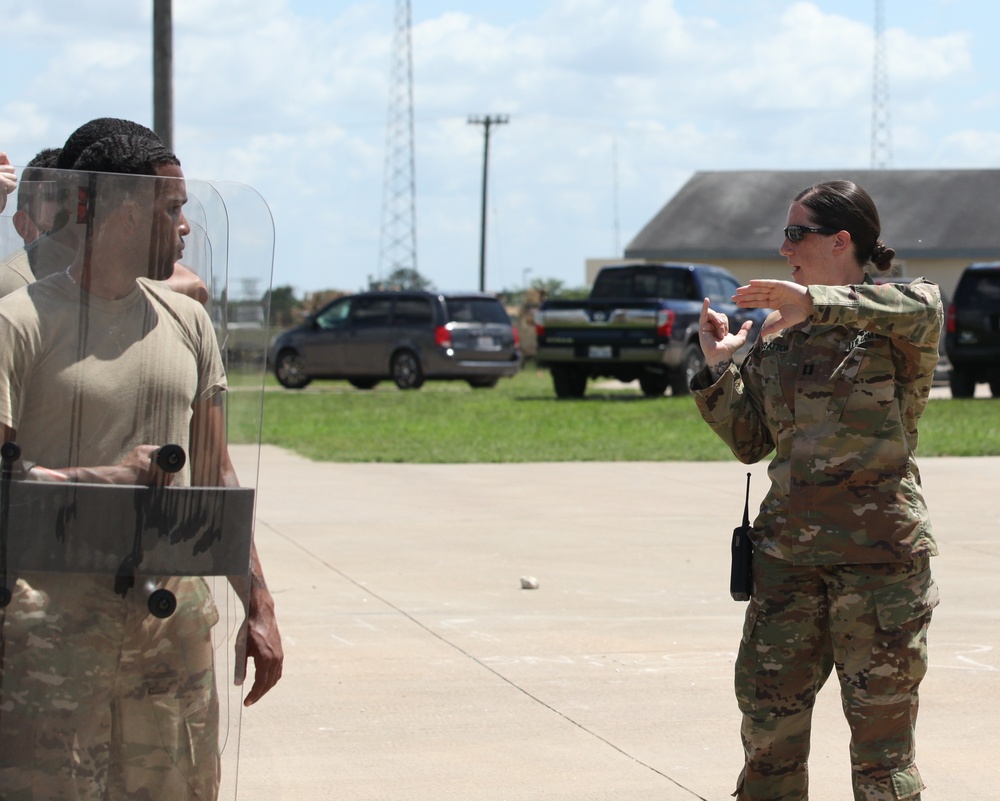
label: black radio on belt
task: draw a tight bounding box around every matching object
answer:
[730,472,754,602]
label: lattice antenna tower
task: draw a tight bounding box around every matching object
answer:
[377,0,418,281]
[870,0,893,169]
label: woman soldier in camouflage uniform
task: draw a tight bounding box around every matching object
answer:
[692,180,942,801]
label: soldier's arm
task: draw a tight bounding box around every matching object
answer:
[2,424,164,484]
[809,280,942,349]
[691,353,775,465]
[190,392,284,706]
[809,280,942,385]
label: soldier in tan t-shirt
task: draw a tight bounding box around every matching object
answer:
[0,148,72,298]
[0,129,282,800]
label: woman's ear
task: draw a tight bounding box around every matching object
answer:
[832,229,852,255]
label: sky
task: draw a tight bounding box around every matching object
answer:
[1,0,998,299]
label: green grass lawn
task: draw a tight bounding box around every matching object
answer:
[225,366,1000,463]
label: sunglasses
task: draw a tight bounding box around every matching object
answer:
[783,224,839,243]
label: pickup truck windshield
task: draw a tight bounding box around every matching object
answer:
[590,269,698,300]
[701,272,740,304]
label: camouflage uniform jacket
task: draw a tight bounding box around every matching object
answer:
[692,276,943,565]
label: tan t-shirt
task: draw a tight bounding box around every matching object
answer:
[0,248,35,298]
[0,272,226,797]
[0,237,78,299]
[0,272,226,479]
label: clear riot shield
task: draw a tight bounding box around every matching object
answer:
[0,162,273,801]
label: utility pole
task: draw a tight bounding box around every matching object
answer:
[378,0,418,284]
[468,114,508,292]
[152,0,173,151]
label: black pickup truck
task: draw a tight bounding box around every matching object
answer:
[534,263,766,398]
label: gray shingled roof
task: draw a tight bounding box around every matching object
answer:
[624,170,1000,261]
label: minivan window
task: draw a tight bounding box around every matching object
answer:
[394,296,434,326]
[445,298,509,324]
[316,298,351,330]
[352,297,392,328]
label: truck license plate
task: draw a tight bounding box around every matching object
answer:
[588,345,613,358]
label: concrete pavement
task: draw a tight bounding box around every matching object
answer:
[230,446,1000,800]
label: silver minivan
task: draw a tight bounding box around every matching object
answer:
[270,291,522,390]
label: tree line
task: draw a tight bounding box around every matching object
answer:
[261,267,589,329]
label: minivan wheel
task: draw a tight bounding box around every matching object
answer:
[275,350,311,389]
[391,350,424,389]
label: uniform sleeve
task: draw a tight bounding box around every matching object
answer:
[0,309,32,430]
[808,278,943,386]
[193,305,228,401]
[691,355,775,465]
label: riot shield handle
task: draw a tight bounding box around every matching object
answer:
[155,443,186,473]
[114,444,186,616]
[142,580,179,619]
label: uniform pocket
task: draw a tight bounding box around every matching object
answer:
[890,764,925,800]
[833,348,896,429]
[735,599,761,713]
[873,567,939,630]
[759,352,794,426]
[867,567,939,696]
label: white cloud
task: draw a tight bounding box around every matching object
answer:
[888,29,971,85]
[939,129,1000,164]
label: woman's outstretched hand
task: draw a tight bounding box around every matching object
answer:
[699,298,753,365]
[734,280,812,338]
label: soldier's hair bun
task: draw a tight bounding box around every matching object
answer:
[871,241,895,272]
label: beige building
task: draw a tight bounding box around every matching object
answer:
[590,169,1000,301]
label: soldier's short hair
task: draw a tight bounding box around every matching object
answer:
[57,117,160,171]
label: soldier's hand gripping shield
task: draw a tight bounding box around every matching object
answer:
[0,165,274,801]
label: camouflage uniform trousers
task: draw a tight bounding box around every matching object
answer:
[0,573,221,801]
[734,551,939,801]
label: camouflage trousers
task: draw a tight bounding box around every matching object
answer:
[734,552,939,801]
[0,573,221,801]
